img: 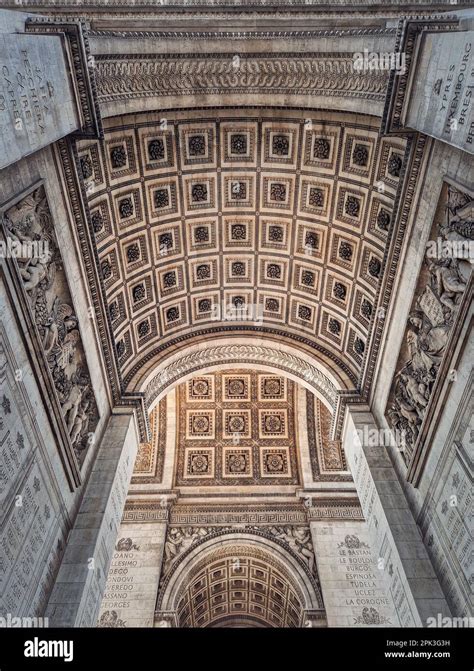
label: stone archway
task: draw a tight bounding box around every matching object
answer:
[134,336,354,441]
[156,531,325,628]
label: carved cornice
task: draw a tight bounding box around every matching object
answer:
[121,499,364,524]
[89,28,397,39]
[94,53,388,104]
[53,141,120,398]
[381,17,458,136]
[26,16,103,139]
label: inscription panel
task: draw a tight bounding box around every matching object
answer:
[0,34,78,169]
[407,32,474,153]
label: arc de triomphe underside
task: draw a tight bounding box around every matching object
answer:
[0,0,472,636]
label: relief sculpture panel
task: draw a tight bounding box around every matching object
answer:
[386,185,472,464]
[2,185,99,466]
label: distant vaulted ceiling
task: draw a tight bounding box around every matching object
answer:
[76,108,408,393]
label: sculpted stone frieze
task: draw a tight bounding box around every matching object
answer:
[386,186,472,463]
[3,186,99,465]
[94,55,388,103]
[162,524,319,582]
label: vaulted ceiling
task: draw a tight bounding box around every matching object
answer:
[76,108,407,392]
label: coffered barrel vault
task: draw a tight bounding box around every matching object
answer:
[1,3,470,634]
[77,109,407,395]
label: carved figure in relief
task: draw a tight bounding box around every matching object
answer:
[3,187,98,463]
[18,249,54,292]
[399,372,429,414]
[387,186,471,462]
[288,527,315,576]
[253,525,317,577]
[163,527,209,574]
[408,313,449,363]
[428,258,467,312]
[42,298,78,354]
[69,396,91,446]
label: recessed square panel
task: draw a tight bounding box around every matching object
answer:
[258,409,288,438]
[259,218,291,252]
[179,123,216,167]
[292,263,320,298]
[104,132,137,185]
[222,375,251,402]
[261,174,295,212]
[192,292,220,322]
[295,222,326,262]
[289,298,317,332]
[258,375,287,402]
[222,175,255,210]
[152,224,182,262]
[184,448,215,478]
[183,175,217,214]
[138,126,175,173]
[221,122,258,166]
[190,258,219,289]
[298,177,332,221]
[258,291,286,322]
[223,217,253,249]
[302,124,341,174]
[146,177,180,221]
[222,448,252,478]
[224,255,254,285]
[186,410,215,440]
[261,123,299,168]
[186,376,215,402]
[186,219,219,255]
[223,409,252,439]
[260,448,291,478]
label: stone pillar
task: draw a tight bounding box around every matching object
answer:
[310,520,400,627]
[98,508,169,628]
[45,411,139,627]
[343,407,452,626]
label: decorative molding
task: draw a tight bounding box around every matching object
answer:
[362,133,430,398]
[90,28,397,40]
[381,17,458,136]
[26,17,103,139]
[305,498,364,521]
[306,390,351,481]
[122,500,171,523]
[95,53,388,104]
[170,504,308,526]
[145,344,338,411]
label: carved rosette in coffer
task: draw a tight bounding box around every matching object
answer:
[2,184,99,473]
